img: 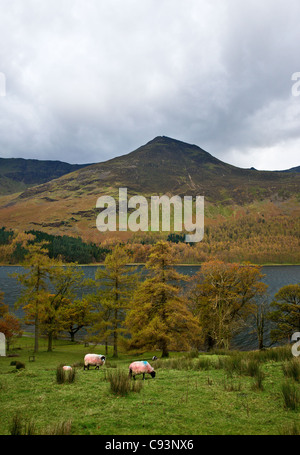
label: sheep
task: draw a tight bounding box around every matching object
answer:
[152,356,158,361]
[62,366,72,371]
[84,353,106,370]
[129,361,156,380]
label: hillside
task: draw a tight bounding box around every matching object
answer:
[0,157,93,195]
[0,136,299,250]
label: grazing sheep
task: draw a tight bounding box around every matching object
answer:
[129,361,156,380]
[84,354,106,370]
[62,366,72,371]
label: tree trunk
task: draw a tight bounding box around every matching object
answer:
[161,339,169,358]
[113,326,118,358]
[47,332,53,352]
[34,312,39,353]
[34,265,41,353]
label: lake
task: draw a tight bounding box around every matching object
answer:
[0,265,299,350]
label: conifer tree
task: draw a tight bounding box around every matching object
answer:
[126,241,199,357]
[89,245,137,358]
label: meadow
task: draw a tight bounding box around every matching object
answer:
[0,337,299,436]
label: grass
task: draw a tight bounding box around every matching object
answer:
[0,339,300,435]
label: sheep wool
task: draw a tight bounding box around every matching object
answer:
[84,354,106,370]
[129,361,156,379]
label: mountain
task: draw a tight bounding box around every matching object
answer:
[283,165,300,173]
[0,136,299,243]
[0,157,93,195]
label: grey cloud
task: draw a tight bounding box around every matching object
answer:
[0,0,299,170]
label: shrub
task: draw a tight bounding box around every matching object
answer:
[56,365,66,384]
[9,414,36,435]
[281,381,299,410]
[56,365,76,384]
[251,368,265,391]
[15,361,25,370]
[66,368,76,384]
[282,359,300,382]
[244,359,261,377]
[107,369,143,396]
[9,414,23,435]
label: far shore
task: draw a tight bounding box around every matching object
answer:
[0,262,300,267]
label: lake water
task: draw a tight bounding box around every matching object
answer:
[1,265,299,350]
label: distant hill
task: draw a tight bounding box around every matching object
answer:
[0,157,93,195]
[0,136,299,246]
[283,165,300,173]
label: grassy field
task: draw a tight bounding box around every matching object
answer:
[0,338,299,436]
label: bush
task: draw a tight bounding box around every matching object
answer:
[56,365,76,384]
[107,369,143,396]
[56,365,66,384]
[244,359,261,377]
[282,359,300,382]
[15,361,25,370]
[281,381,299,410]
[251,368,265,391]
[9,414,23,435]
[9,414,36,435]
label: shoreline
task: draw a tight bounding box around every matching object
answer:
[1,262,300,267]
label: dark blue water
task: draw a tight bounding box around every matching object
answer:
[1,265,299,350]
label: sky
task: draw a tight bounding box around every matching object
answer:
[0,0,299,171]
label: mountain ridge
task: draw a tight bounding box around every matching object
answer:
[0,136,299,243]
[0,157,94,196]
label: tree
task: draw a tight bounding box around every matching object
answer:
[60,297,92,342]
[188,261,267,350]
[0,231,34,264]
[126,241,199,357]
[15,243,53,352]
[0,293,22,351]
[89,245,137,358]
[41,265,85,351]
[268,284,300,344]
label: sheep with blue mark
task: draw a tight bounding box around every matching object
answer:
[129,361,156,380]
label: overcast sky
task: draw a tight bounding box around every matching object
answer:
[0,0,299,170]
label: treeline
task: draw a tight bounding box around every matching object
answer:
[1,208,299,265]
[127,212,300,264]
[0,227,110,264]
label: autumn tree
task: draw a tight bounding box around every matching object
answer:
[60,297,92,342]
[0,292,22,351]
[188,261,267,350]
[88,245,137,358]
[0,231,34,264]
[126,241,199,357]
[268,284,300,344]
[15,243,53,352]
[30,265,85,351]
